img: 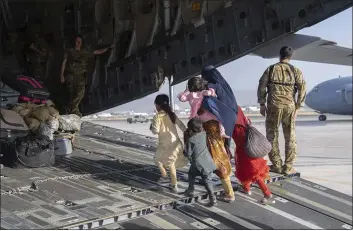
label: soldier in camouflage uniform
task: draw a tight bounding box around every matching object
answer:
[60,35,113,117]
[257,46,306,175]
[26,32,50,80]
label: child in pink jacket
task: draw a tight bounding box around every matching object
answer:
[177,79,229,139]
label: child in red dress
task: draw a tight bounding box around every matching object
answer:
[232,106,275,204]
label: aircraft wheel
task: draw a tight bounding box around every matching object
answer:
[319,115,327,121]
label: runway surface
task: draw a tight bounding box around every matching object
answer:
[93,115,353,196]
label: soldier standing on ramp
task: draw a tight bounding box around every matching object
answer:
[257,46,306,176]
[60,35,113,117]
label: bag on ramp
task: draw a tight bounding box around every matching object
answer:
[245,125,272,159]
[14,135,55,168]
[58,114,82,132]
[2,135,55,168]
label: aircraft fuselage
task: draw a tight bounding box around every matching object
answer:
[305,76,353,116]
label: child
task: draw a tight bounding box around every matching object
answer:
[177,76,229,138]
[150,94,188,193]
[183,117,217,207]
[232,106,275,205]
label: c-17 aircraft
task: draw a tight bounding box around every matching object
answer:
[305,76,352,121]
[0,0,352,116]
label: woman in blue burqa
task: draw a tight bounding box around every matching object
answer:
[201,65,238,146]
[187,65,238,202]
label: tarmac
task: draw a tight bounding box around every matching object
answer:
[93,114,353,196]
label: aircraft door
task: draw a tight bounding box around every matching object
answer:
[341,84,352,105]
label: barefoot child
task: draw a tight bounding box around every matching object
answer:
[150,94,188,192]
[183,117,217,206]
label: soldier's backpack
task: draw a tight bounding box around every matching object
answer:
[1,74,50,104]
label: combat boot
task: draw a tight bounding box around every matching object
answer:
[282,166,296,176]
[269,165,282,174]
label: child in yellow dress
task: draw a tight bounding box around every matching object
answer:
[150,94,188,192]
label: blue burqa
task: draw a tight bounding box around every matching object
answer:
[201,65,238,146]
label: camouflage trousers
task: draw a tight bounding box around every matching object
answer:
[66,84,85,118]
[266,105,297,170]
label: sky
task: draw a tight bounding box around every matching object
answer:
[105,8,352,113]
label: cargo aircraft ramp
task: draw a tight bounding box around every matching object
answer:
[1,122,352,230]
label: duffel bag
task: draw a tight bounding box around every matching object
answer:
[4,135,55,168]
[245,125,272,159]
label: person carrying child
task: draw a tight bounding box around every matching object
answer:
[177,77,229,139]
[150,94,188,193]
[183,117,217,207]
[232,106,275,204]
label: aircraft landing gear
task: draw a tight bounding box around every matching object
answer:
[319,114,327,121]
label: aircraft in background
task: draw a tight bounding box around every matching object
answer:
[305,76,352,121]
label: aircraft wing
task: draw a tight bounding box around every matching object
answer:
[251,34,352,66]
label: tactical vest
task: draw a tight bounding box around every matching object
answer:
[267,62,298,94]
[65,49,89,75]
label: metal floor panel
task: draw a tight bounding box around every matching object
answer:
[284,177,353,203]
[1,121,351,230]
[116,209,215,230]
[236,188,349,229]
[268,178,352,225]
[178,199,313,230]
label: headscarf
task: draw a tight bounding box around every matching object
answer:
[201,65,238,112]
[201,65,238,146]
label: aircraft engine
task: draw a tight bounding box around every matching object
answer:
[341,84,352,105]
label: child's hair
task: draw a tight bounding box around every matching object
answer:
[154,94,176,123]
[187,76,208,92]
[187,117,203,137]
